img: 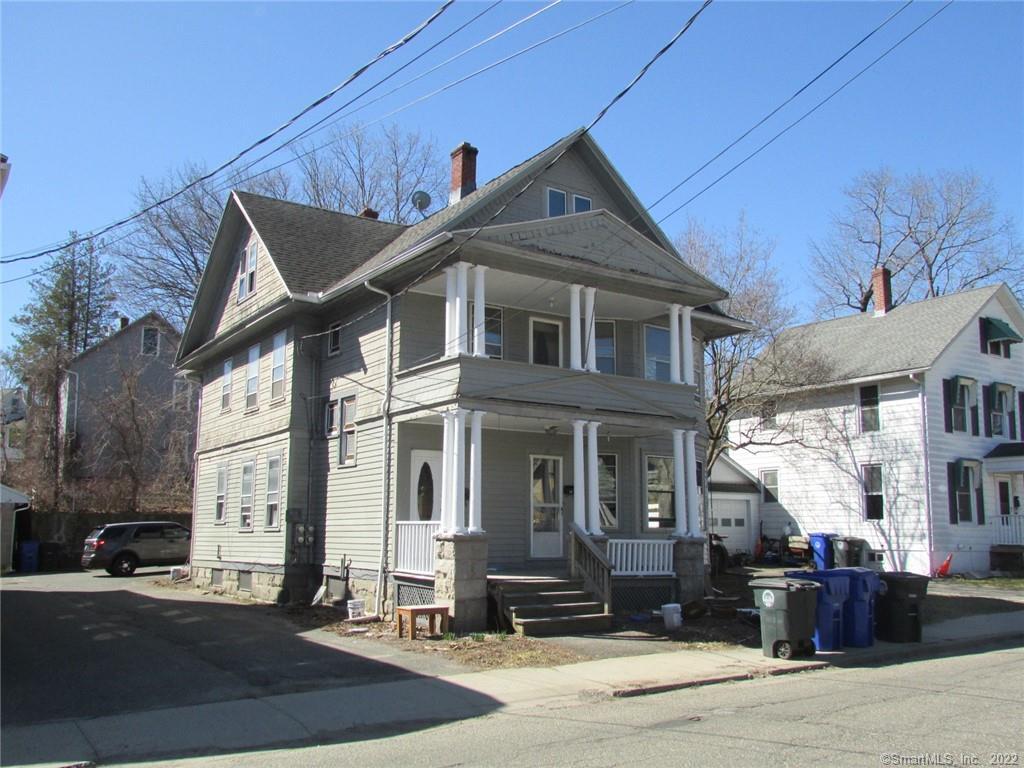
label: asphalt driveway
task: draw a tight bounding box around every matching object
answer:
[1,569,462,728]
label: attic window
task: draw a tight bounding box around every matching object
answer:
[327,322,342,356]
[237,242,258,302]
[141,327,159,356]
[980,317,1020,358]
[547,188,567,217]
[573,195,592,213]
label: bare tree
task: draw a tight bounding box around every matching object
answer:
[677,215,833,471]
[811,168,1023,317]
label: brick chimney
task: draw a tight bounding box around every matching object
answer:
[119,316,130,330]
[872,265,892,317]
[358,207,379,220]
[449,142,478,205]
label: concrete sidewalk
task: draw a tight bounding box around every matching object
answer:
[4,610,1022,768]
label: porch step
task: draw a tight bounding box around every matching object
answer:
[512,613,613,637]
[509,601,604,619]
[501,590,592,606]
[490,578,584,595]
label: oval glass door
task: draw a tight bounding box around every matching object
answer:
[416,462,434,521]
[409,450,442,522]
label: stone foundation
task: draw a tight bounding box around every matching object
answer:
[434,534,488,632]
[673,536,706,604]
[191,564,313,604]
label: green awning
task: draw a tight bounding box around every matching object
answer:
[984,317,1023,344]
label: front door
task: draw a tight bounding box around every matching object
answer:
[998,478,1012,518]
[530,455,563,558]
[410,450,443,522]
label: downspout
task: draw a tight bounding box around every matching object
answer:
[911,372,934,571]
[364,280,394,617]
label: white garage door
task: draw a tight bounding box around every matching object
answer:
[710,498,753,553]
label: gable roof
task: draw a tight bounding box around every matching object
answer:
[70,311,177,367]
[234,191,407,296]
[772,284,1020,386]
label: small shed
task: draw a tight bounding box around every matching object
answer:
[707,454,761,554]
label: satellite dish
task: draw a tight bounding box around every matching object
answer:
[410,190,432,218]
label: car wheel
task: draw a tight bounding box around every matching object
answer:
[112,554,137,577]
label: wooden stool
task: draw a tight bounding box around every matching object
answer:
[396,604,450,640]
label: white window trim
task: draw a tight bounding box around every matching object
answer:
[468,303,504,359]
[264,455,282,530]
[572,194,592,213]
[862,463,884,520]
[238,242,258,303]
[761,469,780,504]
[597,452,619,531]
[239,460,255,531]
[595,319,616,375]
[221,359,233,411]
[955,465,976,523]
[245,344,260,412]
[643,324,671,382]
[858,384,881,434]
[545,187,567,217]
[141,326,160,356]
[529,317,563,368]
[214,465,227,525]
[643,453,675,532]
[271,331,286,401]
[325,399,340,438]
[327,322,342,357]
[339,396,357,467]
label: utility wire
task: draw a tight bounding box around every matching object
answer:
[1,1,456,266]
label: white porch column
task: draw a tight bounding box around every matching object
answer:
[572,420,586,530]
[569,284,583,371]
[443,268,456,358]
[472,266,488,357]
[441,411,453,532]
[455,263,470,355]
[681,305,694,386]
[584,287,597,372]
[469,411,484,533]
[453,408,467,533]
[685,429,701,536]
[672,429,686,537]
[586,421,602,535]
[669,304,682,385]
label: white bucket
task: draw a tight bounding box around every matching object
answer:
[347,599,366,619]
[662,602,682,630]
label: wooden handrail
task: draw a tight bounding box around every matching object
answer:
[569,522,612,614]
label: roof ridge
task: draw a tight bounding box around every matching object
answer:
[233,190,408,229]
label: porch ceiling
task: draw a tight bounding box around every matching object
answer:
[400,410,672,438]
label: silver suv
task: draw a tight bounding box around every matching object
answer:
[81,521,191,576]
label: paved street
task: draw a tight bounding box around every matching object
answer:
[0,570,463,728]
[131,648,1024,768]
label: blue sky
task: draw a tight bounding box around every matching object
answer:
[2,1,1021,349]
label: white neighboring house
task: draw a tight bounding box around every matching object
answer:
[729,268,1024,575]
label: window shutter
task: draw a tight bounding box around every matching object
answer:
[1019,392,1024,440]
[976,478,985,526]
[979,318,988,353]
[942,378,953,433]
[1011,401,1019,441]
[982,385,993,437]
[947,462,958,525]
[971,401,980,436]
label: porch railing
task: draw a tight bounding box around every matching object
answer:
[990,514,1024,546]
[395,521,440,576]
[608,539,675,576]
[569,522,612,614]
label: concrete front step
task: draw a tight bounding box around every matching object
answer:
[512,613,614,636]
[510,601,604,619]
[501,590,592,606]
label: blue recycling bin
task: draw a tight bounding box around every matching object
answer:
[18,540,40,573]
[787,570,849,651]
[809,533,838,570]
[833,567,881,647]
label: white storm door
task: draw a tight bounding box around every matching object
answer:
[410,450,443,522]
[530,455,563,558]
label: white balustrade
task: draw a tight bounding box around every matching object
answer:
[992,514,1024,546]
[395,521,441,575]
[608,539,675,576]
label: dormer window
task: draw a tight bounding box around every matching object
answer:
[979,317,1021,358]
[237,242,258,302]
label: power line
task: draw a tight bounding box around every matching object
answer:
[1,1,456,267]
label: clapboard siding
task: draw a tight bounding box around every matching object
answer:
[732,377,931,574]
[193,434,290,564]
[208,226,289,342]
[926,294,1024,572]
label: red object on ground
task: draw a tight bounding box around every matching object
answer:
[934,553,953,577]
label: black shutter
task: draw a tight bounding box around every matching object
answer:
[1011,403,1019,441]
[971,401,980,436]
[947,462,958,525]
[942,378,953,433]
[1019,392,1024,441]
[983,385,993,437]
[1003,342,1011,359]
[979,318,988,353]
[976,476,985,526]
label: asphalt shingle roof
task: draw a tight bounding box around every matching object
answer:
[234,191,407,296]
[774,284,1005,384]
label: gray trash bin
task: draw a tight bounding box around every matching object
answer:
[833,536,868,567]
[750,577,820,659]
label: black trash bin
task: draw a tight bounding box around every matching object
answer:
[876,572,930,642]
[750,577,820,659]
[833,536,868,567]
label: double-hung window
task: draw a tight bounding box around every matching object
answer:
[221,359,232,409]
[271,331,286,400]
[468,304,503,358]
[645,455,674,529]
[859,385,880,433]
[952,381,971,433]
[215,466,227,523]
[238,242,257,301]
[862,464,883,520]
[761,400,778,430]
[761,470,779,503]
[595,321,615,374]
[339,397,357,465]
[644,325,671,382]
[327,322,342,356]
[265,456,281,528]
[239,461,254,529]
[325,399,340,438]
[992,388,1008,436]
[598,454,618,529]
[141,327,159,356]
[246,345,260,410]
[949,462,978,524]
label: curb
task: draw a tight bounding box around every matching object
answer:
[609,632,1023,699]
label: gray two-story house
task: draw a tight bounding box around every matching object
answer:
[177,129,748,631]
